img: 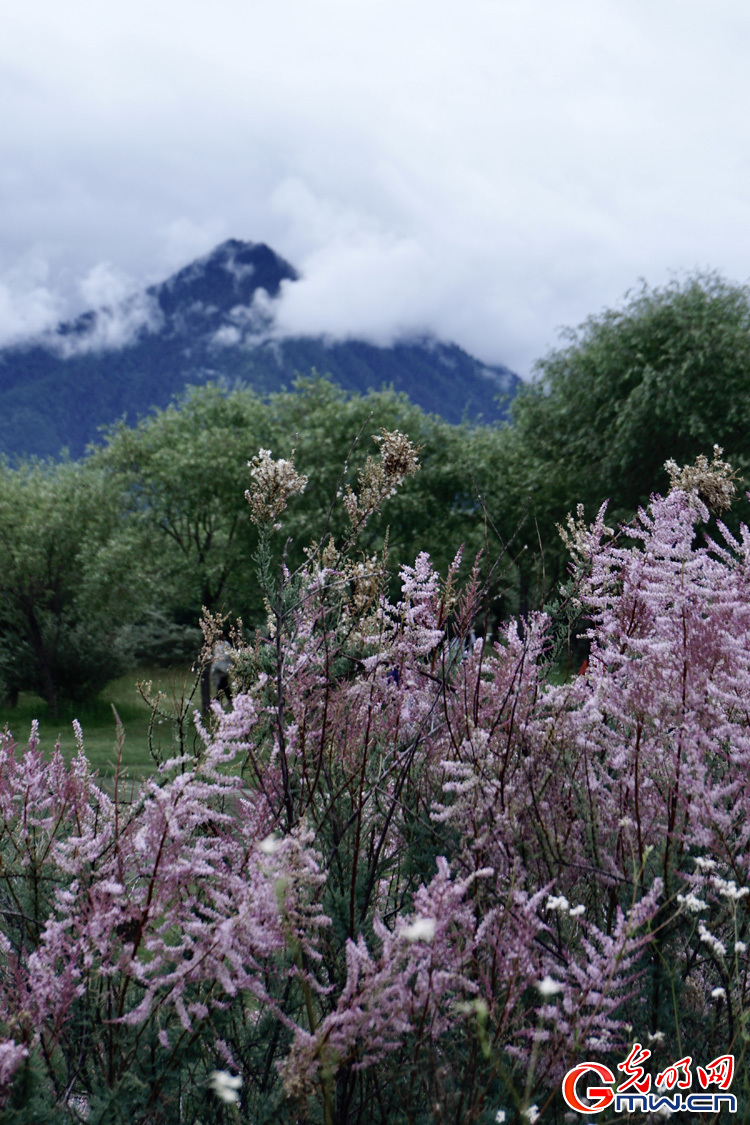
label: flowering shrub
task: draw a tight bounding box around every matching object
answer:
[1,439,750,1122]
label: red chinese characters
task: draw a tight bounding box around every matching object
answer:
[696,1055,734,1091]
[656,1056,693,1090]
[617,1044,652,1094]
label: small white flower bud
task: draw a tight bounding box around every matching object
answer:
[209,1070,242,1104]
[401,918,436,943]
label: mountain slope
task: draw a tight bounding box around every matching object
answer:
[0,240,520,459]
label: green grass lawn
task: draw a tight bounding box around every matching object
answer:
[0,665,203,782]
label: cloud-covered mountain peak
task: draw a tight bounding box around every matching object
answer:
[154,240,299,322]
[0,239,520,459]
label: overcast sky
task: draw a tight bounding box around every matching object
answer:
[2,0,749,377]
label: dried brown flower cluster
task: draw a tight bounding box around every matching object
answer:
[343,429,420,529]
[664,445,740,514]
[343,554,384,616]
[245,448,308,529]
[303,535,339,571]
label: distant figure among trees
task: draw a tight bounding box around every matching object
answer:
[210,640,233,704]
[199,640,234,713]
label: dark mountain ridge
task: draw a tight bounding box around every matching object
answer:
[0,240,520,459]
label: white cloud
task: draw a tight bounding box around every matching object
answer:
[2,0,750,375]
[46,266,164,357]
[0,256,163,354]
[78,262,137,309]
[271,223,436,346]
[0,253,65,347]
[212,324,242,347]
[159,218,228,272]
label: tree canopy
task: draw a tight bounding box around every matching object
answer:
[0,458,148,716]
[508,272,750,597]
[94,378,518,633]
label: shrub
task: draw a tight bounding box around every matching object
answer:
[1,442,749,1122]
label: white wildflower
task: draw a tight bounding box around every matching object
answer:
[648,1030,665,1043]
[698,922,726,957]
[259,834,281,856]
[569,904,586,917]
[677,892,708,913]
[495,1112,507,1124]
[545,894,570,913]
[736,941,747,954]
[523,1105,540,1123]
[209,1070,242,1104]
[712,876,749,901]
[711,987,726,1000]
[537,975,563,997]
[401,918,436,943]
[694,857,717,871]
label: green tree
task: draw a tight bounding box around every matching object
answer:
[508,272,750,603]
[263,378,528,639]
[97,378,521,635]
[0,458,144,717]
[267,380,476,567]
[95,383,273,627]
[0,377,525,716]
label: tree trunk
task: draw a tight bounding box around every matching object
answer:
[25,605,58,719]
